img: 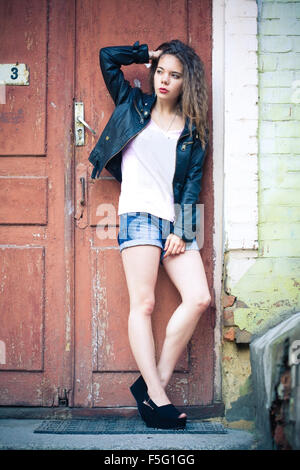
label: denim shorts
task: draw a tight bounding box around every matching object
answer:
[117,212,199,265]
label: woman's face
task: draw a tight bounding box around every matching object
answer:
[154,54,184,103]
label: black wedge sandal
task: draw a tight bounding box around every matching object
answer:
[139,392,187,430]
[130,375,147,404]
[130,376,150,423]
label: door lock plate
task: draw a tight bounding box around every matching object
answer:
[74,102,85,146]
[74,102,96,146]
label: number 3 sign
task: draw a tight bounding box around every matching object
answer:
[0,63,29,104]
[0,63,29,86]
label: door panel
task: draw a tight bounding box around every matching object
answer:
[0,0,46,155]
[74,0,214,410]
[0,246,44,371]
[0,0,75,406]
[0,177,48,224]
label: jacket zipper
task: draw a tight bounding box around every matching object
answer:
[172,131,191,193]
[103,100,146,168]
[181,140,193,151]
[133,100,144,124]
[104,127,145,168]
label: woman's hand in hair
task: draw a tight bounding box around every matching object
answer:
[149,49,163,61]
[163,233,185,259]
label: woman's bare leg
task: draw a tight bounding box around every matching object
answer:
[158,250,211,389]
[121,245,185,417]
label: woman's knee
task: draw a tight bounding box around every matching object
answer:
[184,292,211,315]
[130,294,156,316]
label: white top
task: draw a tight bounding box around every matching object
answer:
[118,118,183,222]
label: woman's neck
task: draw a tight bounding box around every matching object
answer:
[151,98,185,132]
[153,99,178,117]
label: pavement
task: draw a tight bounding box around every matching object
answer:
[0,419,259,450]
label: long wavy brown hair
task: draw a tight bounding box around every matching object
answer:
[149,39,209,150]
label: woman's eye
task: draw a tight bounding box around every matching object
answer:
[172,74,179,79]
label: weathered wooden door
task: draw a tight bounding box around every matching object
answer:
[0,0,74,406]
[0,0,216,414]
[74,0,216,414]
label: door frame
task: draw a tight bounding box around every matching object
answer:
[212,0,225,404]
[211,0,259,404]
[43,0,76,407]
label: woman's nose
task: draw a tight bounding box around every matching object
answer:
[161,74,169,84]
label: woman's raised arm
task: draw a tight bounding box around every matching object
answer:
[99,41,150,106]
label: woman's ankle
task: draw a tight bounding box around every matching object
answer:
[157,370,170,390]
[146,385,170,406]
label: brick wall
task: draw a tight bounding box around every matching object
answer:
[258,0,300,259]
[223,0,300,345]
[224,0,258,250]
[220,0,300,425]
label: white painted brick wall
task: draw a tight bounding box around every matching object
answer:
[223,0,259,250]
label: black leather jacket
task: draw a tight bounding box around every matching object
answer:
[88,41,208,242]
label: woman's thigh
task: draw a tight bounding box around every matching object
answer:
[121,245,161,309]
[162,250,211,306]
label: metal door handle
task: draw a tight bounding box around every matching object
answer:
[74,102,96,146]
[80,177,85,206]
[75,164,88,227]
[77,116,96,135]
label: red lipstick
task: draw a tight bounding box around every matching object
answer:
[159,88,169,94]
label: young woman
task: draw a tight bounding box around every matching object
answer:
[89,40,211,429]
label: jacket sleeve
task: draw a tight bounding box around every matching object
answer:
[99,41,149,106]
[172,140,208,243]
